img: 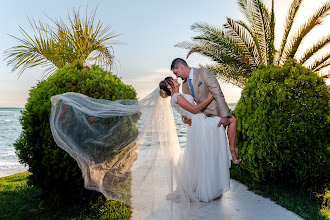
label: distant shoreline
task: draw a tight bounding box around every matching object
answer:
[0,168,29,178]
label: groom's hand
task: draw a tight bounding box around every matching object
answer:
[218,117,230,128]
[183,116,192,126]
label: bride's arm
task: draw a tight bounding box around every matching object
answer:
[176,93,213,114]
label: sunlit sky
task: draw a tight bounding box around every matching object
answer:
[0,0,329,107]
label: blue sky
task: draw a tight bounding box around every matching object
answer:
[0,0,329,107]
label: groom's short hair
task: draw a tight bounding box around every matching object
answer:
[171,58,188,70]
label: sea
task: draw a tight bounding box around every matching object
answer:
[0,104,236,178]
[0,108,28,177]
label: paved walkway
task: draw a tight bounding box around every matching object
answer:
[202,179,303,220]
[131,148,303,220]
[132,177,303,220]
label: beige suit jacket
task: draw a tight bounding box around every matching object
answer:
[182,68,231,117]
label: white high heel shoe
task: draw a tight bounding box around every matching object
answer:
[230,148,242,164]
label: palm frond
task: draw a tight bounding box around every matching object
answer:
[276,0,303,64]
[281,1,330,64]
[237,0,249,22]
[235,19,263,64]
[177,40,245,70]
[248,0,271,64]
[223,17,260,67]
[190,22,224,40]
[226,0,272,65]
[4,9,119,77]
[268,0,275,64]
[314,62,330,77]
[4,19,59,77]
[176,0,330,88]
[298,34,330,64]
[176,22,256,74]
[307,51,330,72]
[201,63,248,88]
[181,23,242,59]
[57,9,119,69]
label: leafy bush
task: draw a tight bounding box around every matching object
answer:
[235,59,330,189]
[317,187,330,218]
[14,63,137,204]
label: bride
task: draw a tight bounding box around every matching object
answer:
[159,76,230,202]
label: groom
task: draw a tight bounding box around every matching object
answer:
[171,58,238,154]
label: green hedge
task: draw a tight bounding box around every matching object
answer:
[235,59,330,190]
[14,63,138,204]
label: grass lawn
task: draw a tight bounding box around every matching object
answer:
[0,171,131,220]
[230,165,330,220]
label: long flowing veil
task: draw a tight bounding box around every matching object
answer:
[50,88,190,219]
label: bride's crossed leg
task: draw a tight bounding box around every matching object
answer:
[226,116,242,164]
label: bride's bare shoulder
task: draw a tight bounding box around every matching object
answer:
[175,94,188,103]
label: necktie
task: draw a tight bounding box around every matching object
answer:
[188,78,195,97]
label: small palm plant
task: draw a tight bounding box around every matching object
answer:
[176,0,330,87]
[4,9,118,78]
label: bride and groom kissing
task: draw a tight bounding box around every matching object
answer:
[158,58,242,202]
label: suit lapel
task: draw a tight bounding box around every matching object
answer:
[182,79,191,96]
[193,69,200,101]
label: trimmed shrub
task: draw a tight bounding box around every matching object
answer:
[235,59,330,189]
[14,63,137,204]
[317,187,330,218]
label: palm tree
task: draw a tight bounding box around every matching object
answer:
[176,0,330,88]
[4,9,119,78]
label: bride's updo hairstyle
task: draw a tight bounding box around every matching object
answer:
[159,77,174,98]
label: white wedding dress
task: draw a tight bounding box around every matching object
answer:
[171,93,231,202]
